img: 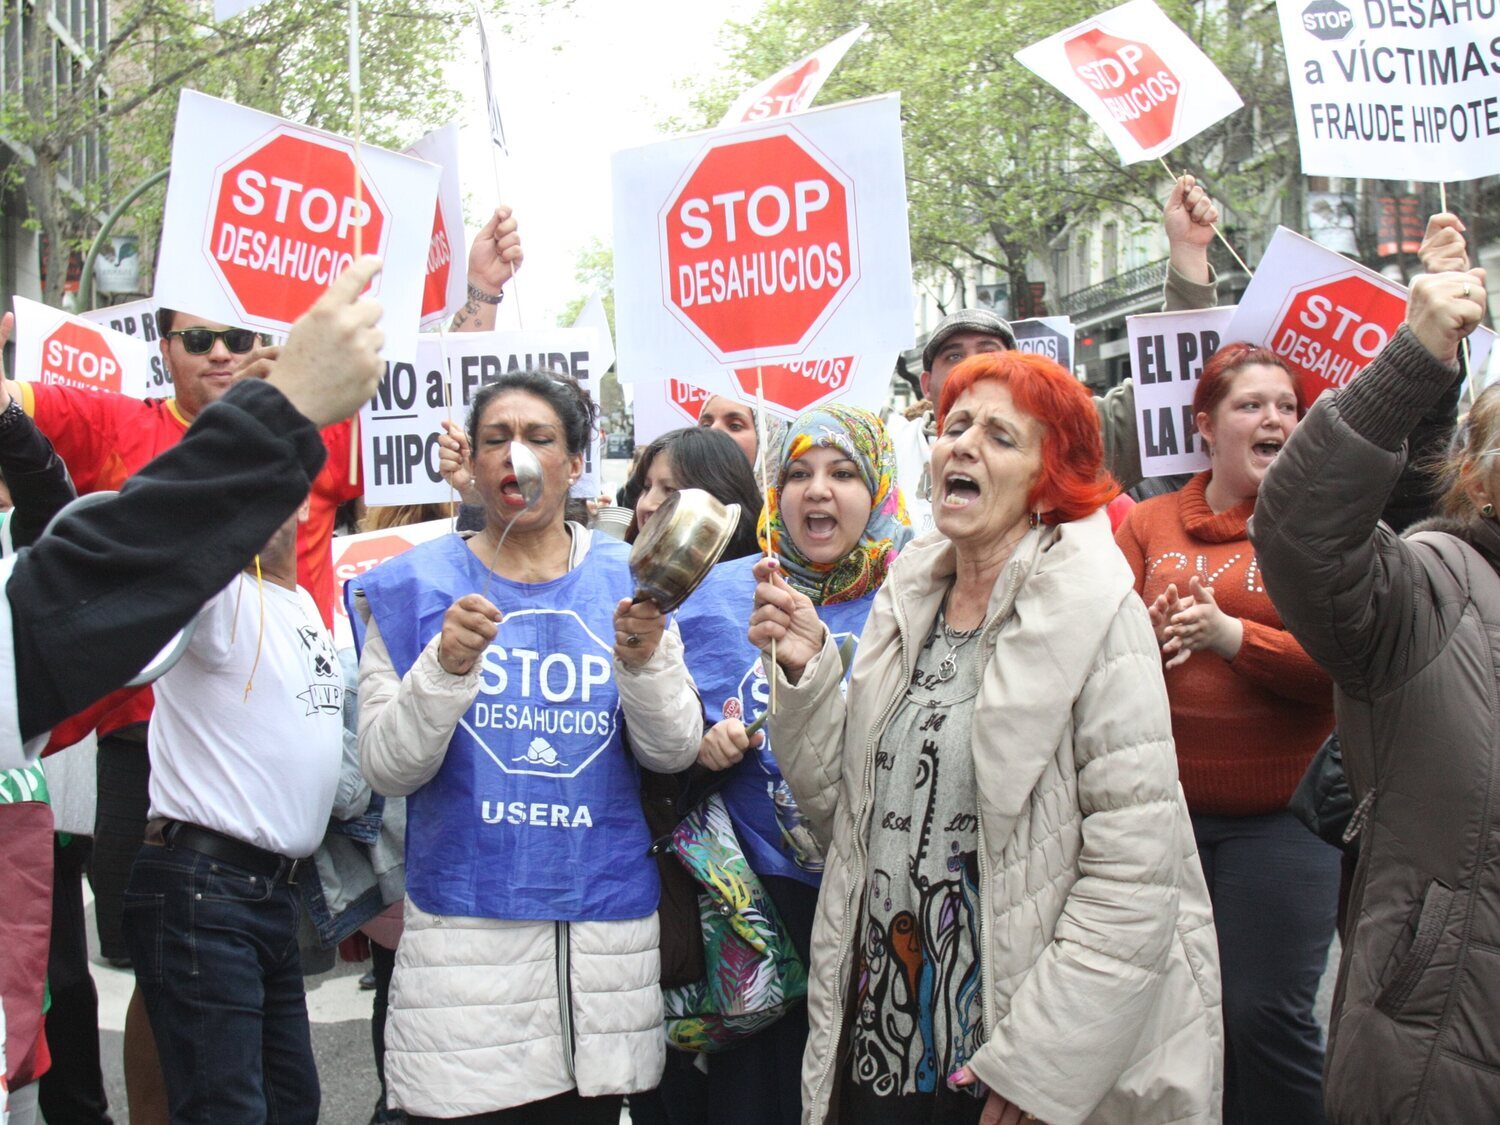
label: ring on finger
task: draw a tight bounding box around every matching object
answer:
[1464,282,1472,299]
[625,633,641,647]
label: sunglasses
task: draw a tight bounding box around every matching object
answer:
[164,327,260,355]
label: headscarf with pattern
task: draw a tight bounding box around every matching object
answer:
[757,404,912,605]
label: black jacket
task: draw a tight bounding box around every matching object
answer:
[9,378,327,741]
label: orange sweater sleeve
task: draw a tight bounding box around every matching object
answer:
[1113,508,1149,596]
[1230,618,1334,705]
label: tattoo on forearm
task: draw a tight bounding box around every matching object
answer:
[450,298,480,332]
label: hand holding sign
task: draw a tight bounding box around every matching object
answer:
[1419,214,1470,275]
[268,255,386,428]
[438,419,479,505]
[231,343,282,384]
[1406,269,1488,366]
[459,206,524,330]
[697,717,763,772]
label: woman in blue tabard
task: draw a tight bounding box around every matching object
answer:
[670,404,911,1125]
[350,372,703,1125]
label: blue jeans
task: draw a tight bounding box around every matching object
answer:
[122,841,319,1125]
[1193,811,1340,1125]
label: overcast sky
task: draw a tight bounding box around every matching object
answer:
[447,0,762,329]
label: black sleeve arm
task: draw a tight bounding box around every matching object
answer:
[10,379,328,740]
[0,402,77,549]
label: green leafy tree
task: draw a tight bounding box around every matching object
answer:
[1,0,485,305]
[684,0,1297,310]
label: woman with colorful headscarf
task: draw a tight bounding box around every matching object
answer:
[666,404,911,1125]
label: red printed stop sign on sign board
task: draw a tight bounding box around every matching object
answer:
[1064,29,1181,150]
[207,131,387,325]
[40,321,123,393]
[661,130,858,360]
[667,379,712,423]
[421,201,453,320]
[333,534,417,622]
[731,357,855,413]
[743,58,822,121]
[1271,273,1407,397]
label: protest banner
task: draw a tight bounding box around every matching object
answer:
[331,518,450,649]
[1276,0,1500,181]
[79,300,173,394]
[1012,316,1076,371]
[154,90,439,361]
[1128,307,1238,477]
[613,94,914,388]
[1226,227,1495,401]
[719,25,868,125]
[404,123,467,326]
[1014,0,1243,164]
[360,328,602,507]
[13,297,152,400]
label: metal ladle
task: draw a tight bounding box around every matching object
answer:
[480,442,544,600]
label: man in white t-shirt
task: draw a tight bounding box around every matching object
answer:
[121,502,344,1125]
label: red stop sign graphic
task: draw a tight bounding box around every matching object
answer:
[1065,29,1181,150]
[207,131,388,325]
[1271,273,1407,398]
[742,58,822,122]
[731,356,855,413]
[661,130,858,360]
[666,379,711,423]
[333,534,417,621]
[421,200,454,320]
[40,321,123,393]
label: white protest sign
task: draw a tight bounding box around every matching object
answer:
[475,2,509,155]
[331,518,451,650]
[1014,0,1243,164]
[887,410,935,537]
[1012,316,1076,371]
[613,94,915,385]
[404,123,467,326]
[360,328,603,506]
[632,379,713,445]
[1226,227,1495,402]
[1129,307,1237,477]
[13,296,153,400]
[1276,0,1500,182]
[154,90,439,362]
[79,300,174,394]
[719,25,868,125]
[572,293,616,375]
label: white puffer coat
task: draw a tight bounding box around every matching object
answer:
[769,512,1223,1124]
[355,529,702,1118]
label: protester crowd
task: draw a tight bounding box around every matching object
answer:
[0,166,1494,1125]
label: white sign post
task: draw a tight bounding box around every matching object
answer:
[1276,0,1500,181]
[1014,0,1243,164]
[154,90,439,361]
[613,94,914,390]
[13,297,153,400]
[1128,307,1238,477]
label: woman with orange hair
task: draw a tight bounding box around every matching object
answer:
[750,352,1222,1124]
[1114,342,1338,1124]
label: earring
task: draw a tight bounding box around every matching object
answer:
[1028,511,1042,529]
[1483,503,1496,519]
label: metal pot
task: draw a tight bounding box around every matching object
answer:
[628,488,741,612]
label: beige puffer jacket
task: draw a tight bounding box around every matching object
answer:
[770,511,1223,1124]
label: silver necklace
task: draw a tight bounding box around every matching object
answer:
[935,611,981,683]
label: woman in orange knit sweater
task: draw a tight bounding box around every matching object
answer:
[1115,342,1339,1125]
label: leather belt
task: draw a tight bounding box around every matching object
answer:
[160,820,303,885]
